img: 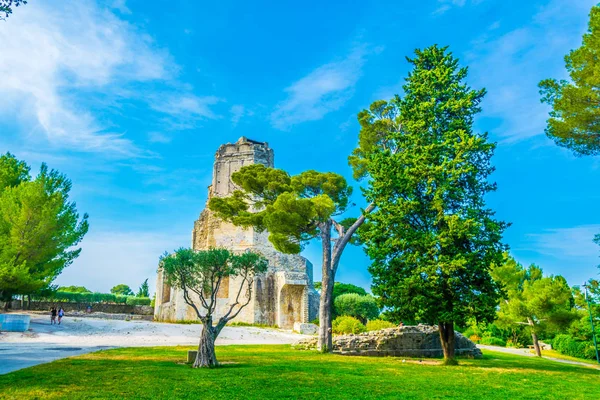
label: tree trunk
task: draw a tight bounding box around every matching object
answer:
[528,317,541,357]
[438,321,457,365]
[318,220,334,353]
[27,295,31,310]
[194,322,218,368]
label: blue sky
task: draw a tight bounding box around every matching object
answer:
[1,0,599,294]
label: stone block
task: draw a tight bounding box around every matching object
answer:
[293,322,318,335]
[187,350,198,363]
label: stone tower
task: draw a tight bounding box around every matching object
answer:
[154,137,319,328]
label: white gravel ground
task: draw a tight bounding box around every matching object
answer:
[0,313,307,374]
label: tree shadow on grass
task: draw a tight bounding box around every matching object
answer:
[462,354,600,376]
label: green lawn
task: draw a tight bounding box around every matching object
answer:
[0,345,598,400]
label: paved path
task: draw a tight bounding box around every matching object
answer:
[478,344,600,370]
[0,314,306,375]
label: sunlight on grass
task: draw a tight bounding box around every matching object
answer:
[0,345,598,400]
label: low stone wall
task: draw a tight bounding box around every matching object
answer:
[293,324,482,359]
[10,301,153,315]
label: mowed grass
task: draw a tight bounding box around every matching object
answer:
[0,345,598,400]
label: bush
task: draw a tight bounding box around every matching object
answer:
[552,334,597,360]
[366,319,395,331]
[332,316,366,334]
[126,296,151,306]
[480,336,506,347]
[334,293,379,323]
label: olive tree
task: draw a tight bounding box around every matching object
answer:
[160,248,267,368]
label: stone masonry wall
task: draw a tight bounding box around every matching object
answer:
[293,325,482,358]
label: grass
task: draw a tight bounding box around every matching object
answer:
[0,345,598,399]
[541,349,600,365]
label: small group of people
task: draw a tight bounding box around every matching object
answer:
[50,307,65,325]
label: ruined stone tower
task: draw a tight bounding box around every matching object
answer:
[154,137,319,327]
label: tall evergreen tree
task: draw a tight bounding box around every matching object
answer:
[357,45,507,364]
[539,5,600,156]
[0,154,89,306]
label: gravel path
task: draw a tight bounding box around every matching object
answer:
[477,344,600,369]
[0,313,307,374]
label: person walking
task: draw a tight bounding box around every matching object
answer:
[57,307,64,325]
[50,307,57,325]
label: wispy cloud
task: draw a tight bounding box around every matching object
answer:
[466,0,596,143]
[527,225,600,261]
[150,95,223,120]
[0,0,216,156]
[270,46,370,130]
[229,105,254,127]
[433,0,480,16]
[147,132,172,144]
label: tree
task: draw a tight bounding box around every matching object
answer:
[209,166,374,352]
[358,45,507,364]
[137,279,150,297]
[160,248,268,368]
[491,255,578,357]
[110,284,133,296]
[539,5,600,156]
[0,0,27,20]
[0,154,89,307]
[334,293,379,324]
[314,282,367,298]
[58,286,91,293]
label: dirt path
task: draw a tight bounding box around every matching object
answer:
[477,344,600,370]
[0,314,307,374]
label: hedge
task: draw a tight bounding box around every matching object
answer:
[34,291,150,306]
[332,316,367,334]
[552,334,597,360]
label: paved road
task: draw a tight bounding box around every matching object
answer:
[478,344,600,370]
[0,343,114,375]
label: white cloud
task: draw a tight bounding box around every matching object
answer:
[150,95,223,121]
[147,132,172,144]
[527,225,600,260]
[230,105,254,127]
[466,0,596,142]
[0,0,174,156]
[270,46,368,130]
[55,229,190,293]
[433,0,477,15]
[111,0,131,15]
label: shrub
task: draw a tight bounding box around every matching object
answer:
[506,339,521,348]
[480,336,506,347]
[469,334,481,343]
[332,316,366,334]
[366,319,395,331]
[552,334,597,360]
[334,293,379,323]
[126,296,151,306]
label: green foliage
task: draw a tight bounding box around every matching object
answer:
[125,296,151,306]
[137,279,150,297]
[366,319,395,331]
[110,284,134,296]
[57,285,91,293]
[552,334,598,360]
[332,315,366,334]
[0,0,27,20]
[209,165,352,255]
[160,248,268,328]
[539,5,600,156]
[0,154,89,302]
[359,46,507,335]
[480,336,507,347]
[491,255,578,340]
[35,291,130,304]
[334,293,379,323]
